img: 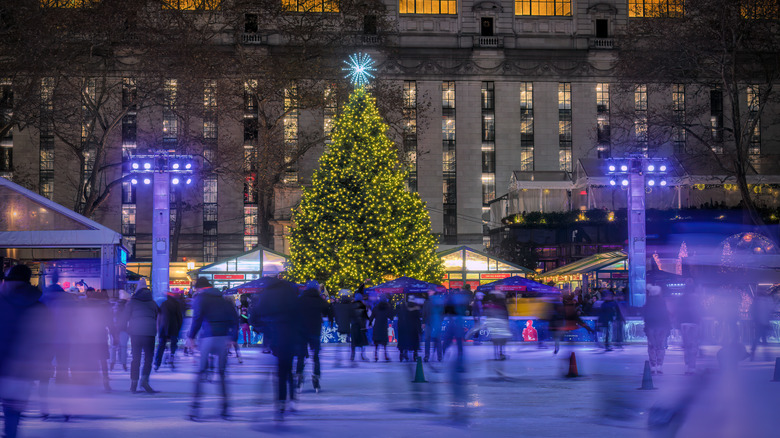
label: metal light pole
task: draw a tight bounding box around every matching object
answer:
[130,152,195,301]
[607,157,669,307]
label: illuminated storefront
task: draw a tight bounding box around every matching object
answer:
[438,246,533,291]
[538,250,627,292]
[188,246,288,291]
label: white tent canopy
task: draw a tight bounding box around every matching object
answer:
[0,177,121,248]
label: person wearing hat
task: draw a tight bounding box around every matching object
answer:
[186,277,239,420]
[124,278,159,393]
[154,289,185,371]
[295,280,329,392]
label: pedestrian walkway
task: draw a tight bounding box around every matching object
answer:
[13,344,780,438]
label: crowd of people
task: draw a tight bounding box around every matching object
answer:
[1,265,778,436]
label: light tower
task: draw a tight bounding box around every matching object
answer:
[607,157,670,307]
[129,152,196,301]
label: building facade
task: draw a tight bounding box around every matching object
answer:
[1,0,778,265]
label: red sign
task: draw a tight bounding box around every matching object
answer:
[611,272,628,279]
[213,274,245,280]
[169,279,190,286]
[480,273,512,280]
[449,281,463,289]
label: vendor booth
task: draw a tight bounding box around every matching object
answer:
[189,246,288,291]
[0,178,127,295]
[538,250,627,292]
[438,245,533,291]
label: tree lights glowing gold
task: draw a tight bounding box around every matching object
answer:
[287,87,444,292]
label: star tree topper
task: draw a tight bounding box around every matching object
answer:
[343,52,376,87]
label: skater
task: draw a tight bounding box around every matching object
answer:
[422,289,445,362]
[550,294,594,354]
[0,265,50,438]
[239,294,251,347]
[350,292,370,362]
[295,281,328,392]
[597,290,623,351]
[111,290,131,372]
[370,295,394,361]
[677,285,702,375]
[186,277,239,420]
[154,290,184,371]
[125,279,159,393]
[255,277,301,421]
[643,284,671,375]
[484,290,511,360]
[397,296,422,362]
[333,292,353,365]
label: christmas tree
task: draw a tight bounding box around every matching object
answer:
[287,86,444,292]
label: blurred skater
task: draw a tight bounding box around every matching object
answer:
[125,279,159,393]
[597,290,623,351]
[350,292,370,363]
[333,291,353,366]
[155,290,184,371]
[295,281,328,392]
[0,265,50,438]
[749,290,775,360]
[187,278,239,420]
[397,296,422,362]
[370,295,394,361]
[256,277,301,420]
[484,290,511,360]
[643,284,671,375]
[550,294,594,354]
[111,290,131,372]
[677,286,702,375]
[422,289,445,362]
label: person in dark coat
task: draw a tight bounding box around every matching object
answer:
[597,290,624,351]
[39,270,77,384]
[396,296,422,362]
[255,277,300,421]
[350,293,370,363]
[124,278,159,393]
[333,292,353,366]
[295,281,329,392]
[111,290,131,372]
[643,284,671,375]
[0,265,50,438]
[550,294,594,354]
[370,296,394,361]
[154,291,184,371]
[186,278,239,420]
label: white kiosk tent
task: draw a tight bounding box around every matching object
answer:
[0,178,127,294]
[189,246,288,291]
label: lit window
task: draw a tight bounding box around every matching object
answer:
[283,0,339,13]
[400,0,457,14]
[516,0,571,16]
[628,0,683,18]
[163,0,221,10]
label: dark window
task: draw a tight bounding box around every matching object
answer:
[364,15,377,35]
[245,14,258,33]
[481,17,494,36]
[595,19,608,38]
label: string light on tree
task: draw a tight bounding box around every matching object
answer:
[286,85,443,292]
[342,52,376,87]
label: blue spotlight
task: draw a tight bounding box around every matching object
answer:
[647,165,655,172]
[660,180,667,186]
[608,165,616,172]
[620,164,628,172]
[659,165,667,172]
[132,163,139,170]
[185,178,192,185]
[185,163,192,170]
[609,179,616,186]
[171,177,180,185]
[143,178,151,185]
[648,179,655,186]
[621,179,629,186]
[172,163,180,170]
[131,178,138,185]
[143,162,152,170]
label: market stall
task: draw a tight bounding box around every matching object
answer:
[438,245,533,291]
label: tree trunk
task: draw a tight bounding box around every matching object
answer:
[257,187,274,248]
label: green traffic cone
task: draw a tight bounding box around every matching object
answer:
[412,356,427,383]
